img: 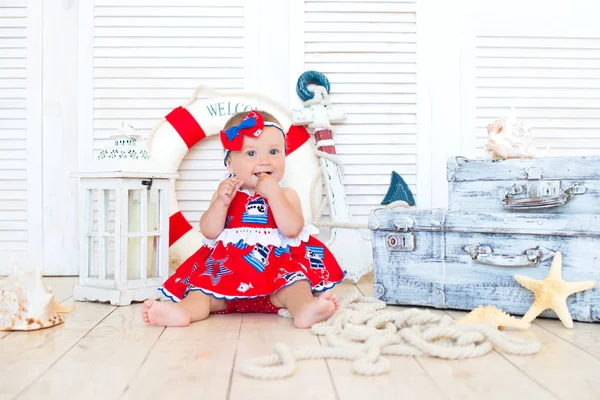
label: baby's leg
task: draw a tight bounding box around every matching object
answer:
[270,280,339,328]
[142,291,226,327]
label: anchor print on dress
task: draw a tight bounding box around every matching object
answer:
[243,243,271,273]
[242,196,269,225]
[201,256,232,285]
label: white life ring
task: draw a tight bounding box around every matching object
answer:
[147,87,321,271]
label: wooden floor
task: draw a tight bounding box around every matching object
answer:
[1,275,600,400]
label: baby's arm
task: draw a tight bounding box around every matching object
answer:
[269,187,305,238]
[200,178,241,239]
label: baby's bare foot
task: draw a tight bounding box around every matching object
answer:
[332,294,340,310]
[293,291,337,329]
[316,290,340,310]
[142,300,191,327]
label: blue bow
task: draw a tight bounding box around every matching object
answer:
[225,117,257,141]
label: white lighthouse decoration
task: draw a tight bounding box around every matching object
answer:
[292,71,373,282]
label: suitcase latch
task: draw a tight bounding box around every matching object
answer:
[388,216,415,251]
[386,232,415,252]
[524,165,544,180]
[504,181,586,210]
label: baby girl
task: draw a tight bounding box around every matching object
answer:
[142,110,345,328]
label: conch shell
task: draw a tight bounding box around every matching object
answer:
[485,108,549,160]
[0,267,74,331]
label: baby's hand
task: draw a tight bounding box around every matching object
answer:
[255,173,281,199]
[217,177,243,205]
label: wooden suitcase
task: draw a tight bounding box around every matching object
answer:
[447,156,599,214]
[369,156,600,322]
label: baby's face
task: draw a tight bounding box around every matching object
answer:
[226,126,285,189]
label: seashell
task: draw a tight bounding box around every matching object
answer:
[484,108,549,160]
[0,267,74,331]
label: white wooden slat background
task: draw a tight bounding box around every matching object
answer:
[91,0,248,232]
[475,34,600,155]
[461,3,600,160]
[0,0,29,271]
[302,0,418,220]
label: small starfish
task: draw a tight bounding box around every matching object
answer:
[455,305,530,330]
[514,252,597,329]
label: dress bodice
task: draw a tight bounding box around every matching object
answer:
[225,191,277,229]
[203,190,319,248]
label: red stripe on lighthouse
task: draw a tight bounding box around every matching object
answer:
[165,106,206,149]
[314,129,336,154]
[169,211,193,246]
[285,125,310,155]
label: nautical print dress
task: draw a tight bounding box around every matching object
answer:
[160,190,345,304]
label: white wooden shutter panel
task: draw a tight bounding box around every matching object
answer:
[467,11,600,157]
[0,1,29,273]
[91,0,248,231]
[302,0,417,220]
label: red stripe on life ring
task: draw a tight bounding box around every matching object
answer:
[169,211,193,246]
[165,106,206,149]
[286,125,310,155]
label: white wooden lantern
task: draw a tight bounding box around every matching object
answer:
[73,123,177,305]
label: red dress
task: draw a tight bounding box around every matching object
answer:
[160,190,345,312]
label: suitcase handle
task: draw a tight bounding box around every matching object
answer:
[464,244,556,267]
[503,182,586,210]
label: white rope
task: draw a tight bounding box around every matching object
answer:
[239,293,541,379]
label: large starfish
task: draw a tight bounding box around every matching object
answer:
[514,252,597,329]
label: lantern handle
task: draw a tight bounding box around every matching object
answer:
[141,178,153,190]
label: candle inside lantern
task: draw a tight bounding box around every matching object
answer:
[127,189,159,279]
